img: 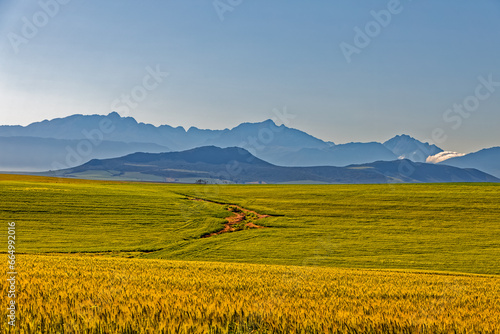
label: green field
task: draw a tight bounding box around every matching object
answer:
[1,174,499,275]
[2,174,500,333]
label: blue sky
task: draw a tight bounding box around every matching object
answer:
[0,0,499,152]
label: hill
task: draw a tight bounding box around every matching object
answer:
[46,146,499,184]
[439,147,500,178]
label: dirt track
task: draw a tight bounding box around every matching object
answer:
[187,197,269,238]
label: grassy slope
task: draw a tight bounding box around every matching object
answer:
[1,174,499,275]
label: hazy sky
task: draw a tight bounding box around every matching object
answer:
[1,0,499,152]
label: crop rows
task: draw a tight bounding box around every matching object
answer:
[2,254,499,333]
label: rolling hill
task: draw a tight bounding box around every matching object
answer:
[44,146,499,184]
[439,147,500,178]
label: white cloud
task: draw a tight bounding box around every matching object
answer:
[426,151,466,164]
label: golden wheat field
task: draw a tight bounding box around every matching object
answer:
[2,254,499,334]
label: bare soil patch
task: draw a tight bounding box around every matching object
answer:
[187,197,269,238]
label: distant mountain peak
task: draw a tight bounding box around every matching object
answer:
[261,119,277,126]
[108,111,121,118]
[383,134,443,162]
[392,134,413,139]
[395,134,417,142]
[231,119,278,129]
[387,134,423,144]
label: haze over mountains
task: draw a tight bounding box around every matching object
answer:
[0,113,499,180]
[47,146,499,184]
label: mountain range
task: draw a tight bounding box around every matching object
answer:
[44,146,499,184]
[438,147,500,179]
[0,112,498,180]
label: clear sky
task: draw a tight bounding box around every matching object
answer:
[0,0,499,153]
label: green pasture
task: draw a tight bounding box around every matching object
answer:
[1,174,499,275]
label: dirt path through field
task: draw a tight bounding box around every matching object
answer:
[186,197,270,238]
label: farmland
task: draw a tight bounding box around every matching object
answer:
[1,174,500,332]
[1,254,499,333]
[1,174,499,274]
